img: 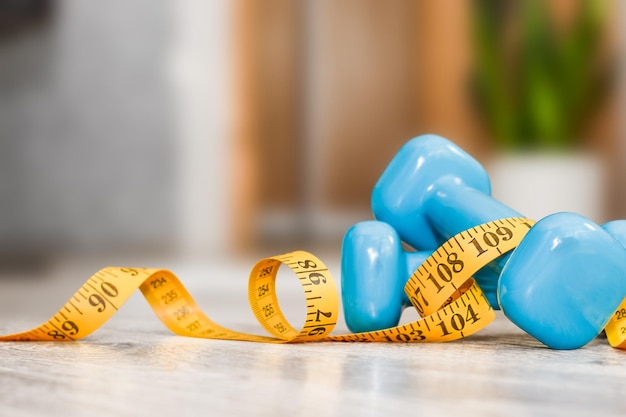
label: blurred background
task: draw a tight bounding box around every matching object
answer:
[0,0,625,277]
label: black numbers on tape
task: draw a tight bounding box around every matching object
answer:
[436,305,480,336]
[274,322,287,334]
[258,283,270,297]
[89,294,106,312]
[186,320,202,332]
[315,309,332,322]
[298,260,317,269]
[436,315,461,337]
[410,329,426,341]
[307,327,326,336]
[101,282,119,297]
[174,306,190,321]
[469,226,513,256]
[426,252,465,292]
[120,268,139,276]
[446,252,464,273]
[383,329,425,342]
[47,330,66,340]
[259,265,274,278]
[88,282,119,313]
[150,277,167,289]
[262,303,275,317]
[411,252,465,310]
[161,290,179,305]
[47,320,79,339]
[61,320,79,335]
[410,287,429,315]
[308,273,327,285]
[615,308,626,320]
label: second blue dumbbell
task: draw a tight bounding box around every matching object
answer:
[341,220,432,333]
[371,134,521,307]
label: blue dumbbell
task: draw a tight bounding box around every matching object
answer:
[370,134,626,349]
[372,134,520,307]
[602,220,626,246]
[497,214,626,349]
[341,220,432,333]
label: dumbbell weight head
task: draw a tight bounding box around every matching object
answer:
[602,220,626,245]
[372,134,521,249]
[498,213,626,349]
[372,134,522,307]
[341,221,431,333]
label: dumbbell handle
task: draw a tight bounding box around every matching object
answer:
[423,176,523,241]
[342,246,430,311]
[423,176,525,307]
[340,220,432,333]
[399,251,432,307]
[371,135,525,309]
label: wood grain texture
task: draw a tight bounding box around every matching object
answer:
[1,257,625,417]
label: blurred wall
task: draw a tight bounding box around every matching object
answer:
[0,0,176,260]
[235,0,625,249]
[235,0,426,248]
[173,0,234,258]
[1,1,624,265]
[0,0,239,264]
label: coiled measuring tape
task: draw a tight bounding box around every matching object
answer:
[1,217,624,349]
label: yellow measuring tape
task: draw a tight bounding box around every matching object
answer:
[1,217,624,349]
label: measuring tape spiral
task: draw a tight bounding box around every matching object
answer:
[1,217,624,349]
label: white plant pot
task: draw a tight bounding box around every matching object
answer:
[486,152,607,223]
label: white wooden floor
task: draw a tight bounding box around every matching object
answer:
[0,252,625,417]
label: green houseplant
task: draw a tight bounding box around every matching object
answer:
[469,0,615,151]
[468,0,617,222]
